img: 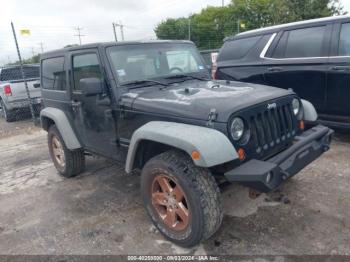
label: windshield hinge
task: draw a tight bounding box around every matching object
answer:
[119,102,126,119]
[207,108,217,127]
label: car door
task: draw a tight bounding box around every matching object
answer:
[326,21,350,122]
[263,24,332,114]
[69,50,119,158]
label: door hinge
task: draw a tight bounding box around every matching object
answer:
[119,105,126,119]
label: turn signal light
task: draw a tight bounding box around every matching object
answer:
[3,85,12,96]
[191,150,201,161]
[238,148,246,161]
[211,63,218,79]
[299,120,305,130]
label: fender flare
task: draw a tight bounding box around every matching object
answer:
[40,107,81,150]
[301,99,318,122]
[125,121,238,173]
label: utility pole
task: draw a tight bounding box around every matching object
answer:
[120,22,125,41]
[114,22,125,41]
[31,47,35,57]
[237,19,240,34]
[222,0,224,7]
[112,23,118,42]
[74,27,85,45]
[38,42,44,53]
[11,22,36,122]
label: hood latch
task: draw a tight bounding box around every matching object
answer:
[207,108,217,127]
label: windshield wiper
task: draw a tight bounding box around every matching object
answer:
[121,79,168,88]
[164,74,209,81]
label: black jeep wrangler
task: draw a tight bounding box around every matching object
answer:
[39,40,333,247]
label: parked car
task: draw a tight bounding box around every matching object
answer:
[0,64,41,122]
[200,49,219,78]
[39,40,332,247]
[200,49,219,67]
[215,15,350,130]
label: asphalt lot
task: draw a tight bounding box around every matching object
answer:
[0,118,349,255]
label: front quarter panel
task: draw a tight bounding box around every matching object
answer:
[302,99,318,122]
[125,121,238,173]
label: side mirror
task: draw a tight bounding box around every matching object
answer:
[80,78,103,96]
[33,82,40,88]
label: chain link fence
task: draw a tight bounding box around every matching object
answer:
[0,64,41,124]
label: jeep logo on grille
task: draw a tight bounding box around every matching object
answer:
[267,103,277,110]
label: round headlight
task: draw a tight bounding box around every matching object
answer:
[231,117,245,141]
[292,98,301,116]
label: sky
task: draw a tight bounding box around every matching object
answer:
[1,0,349,66]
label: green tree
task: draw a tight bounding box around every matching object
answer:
[7,54,40,66]
[231,0,347,31]
[191,6,234,49]
[154,0,347,50]
[154,18,189,40]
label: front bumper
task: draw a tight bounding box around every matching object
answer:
[224,125,334,192]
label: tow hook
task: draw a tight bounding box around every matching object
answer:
[249,188,261,199]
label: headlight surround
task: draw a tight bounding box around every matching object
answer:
[230,117,245,141]
[292,98,301,116]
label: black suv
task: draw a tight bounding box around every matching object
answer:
[39,40,332,247]
[215,15,350,129]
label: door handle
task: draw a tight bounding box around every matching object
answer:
[267,67,283,72]
[331,66,350,71]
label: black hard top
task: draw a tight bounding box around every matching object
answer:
[226,15,350,41]
[40,40,194,59]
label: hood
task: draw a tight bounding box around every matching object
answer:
[120,80,295,122]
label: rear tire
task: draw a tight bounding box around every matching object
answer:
[0,100,16,122]
[48,125,85,178]
[141,150,223,247]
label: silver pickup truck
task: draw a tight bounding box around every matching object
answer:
[0,65,41,122]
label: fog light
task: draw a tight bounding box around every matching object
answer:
[266,172,272,184]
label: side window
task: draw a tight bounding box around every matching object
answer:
[271,33,288,58]
[273,26,326,58]
[339,23,350,56]
[218,36,261,61]
[73,53,102,91]
[41,57,66,90]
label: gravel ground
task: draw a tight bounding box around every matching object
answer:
[0,119,349,256]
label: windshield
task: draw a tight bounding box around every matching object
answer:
[107,43,208,84]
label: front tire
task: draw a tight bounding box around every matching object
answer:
[48,125,85,178]
[141,150,223,247]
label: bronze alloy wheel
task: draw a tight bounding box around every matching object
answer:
[151,174,190,231]
[51,135,65,168]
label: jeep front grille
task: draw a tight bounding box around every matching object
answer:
[234,97,300,160]
[250,103,296,153]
